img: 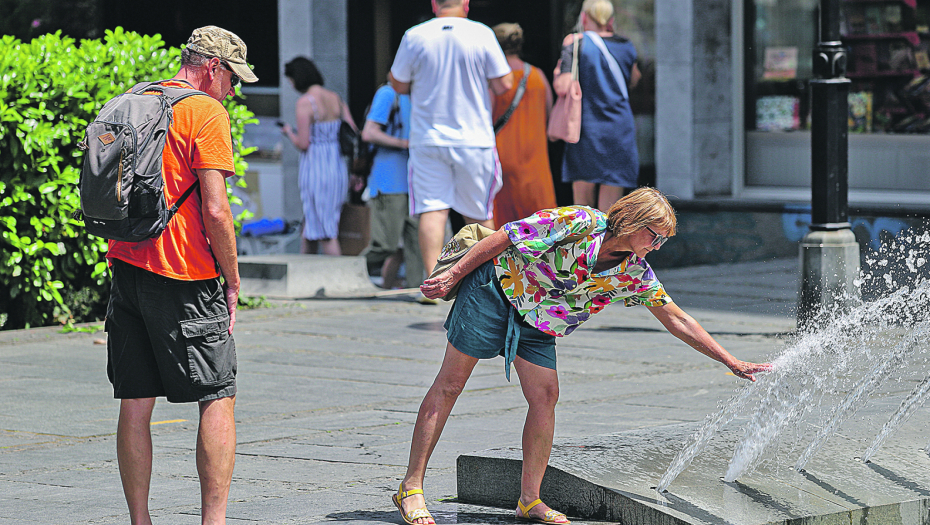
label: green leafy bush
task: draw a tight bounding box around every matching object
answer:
[0,28,256,330]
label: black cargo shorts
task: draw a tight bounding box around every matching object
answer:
[106,258,237,403]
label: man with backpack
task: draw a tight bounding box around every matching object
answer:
[99,26,257,525]
[359,83,424,290]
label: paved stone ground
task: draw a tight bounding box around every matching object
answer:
[0,258,798,524]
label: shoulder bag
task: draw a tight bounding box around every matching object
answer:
[584,31,629,101]
[493,62,532,134]
[546,34,583,143]
[428,206,599,301]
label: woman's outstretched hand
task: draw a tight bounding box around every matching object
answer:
[420,270,455,300]
[729,361,773,382]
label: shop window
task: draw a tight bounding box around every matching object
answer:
[747,0,930,134]
[745,0,930,195]
[745,0,817,133]
[844,0,930,132]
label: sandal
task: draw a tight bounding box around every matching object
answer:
[392,483,434,525]
[516,498,571,524]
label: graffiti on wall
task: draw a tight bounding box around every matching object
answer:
[781,205,910,251]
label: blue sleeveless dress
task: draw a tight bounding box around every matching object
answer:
[298,94,348,241]
[561,35,639,189]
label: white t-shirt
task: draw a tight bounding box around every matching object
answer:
[391,17,511,148]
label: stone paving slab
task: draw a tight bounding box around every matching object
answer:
[0,258,808,524]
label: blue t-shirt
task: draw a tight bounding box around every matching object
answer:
[366,85,411,196]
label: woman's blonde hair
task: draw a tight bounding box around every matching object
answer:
[493,23,524,56]
[606,187,677,238]
[582,0,614,28]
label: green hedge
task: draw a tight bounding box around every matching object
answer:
[0,28,256,330]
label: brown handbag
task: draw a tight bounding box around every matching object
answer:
[547,34,582,143]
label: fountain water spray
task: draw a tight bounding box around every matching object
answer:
[656,231,930,492]
[861,371,930,463]
[793,322,929,472]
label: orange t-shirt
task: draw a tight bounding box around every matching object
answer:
[106,81,235,281]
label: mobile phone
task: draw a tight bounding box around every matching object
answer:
[275,120,286,128]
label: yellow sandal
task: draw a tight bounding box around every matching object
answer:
[392,483,434,525]
[516,498,571,524]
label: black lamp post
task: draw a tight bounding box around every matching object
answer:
[798,0,861,329]
[810,0,850,231]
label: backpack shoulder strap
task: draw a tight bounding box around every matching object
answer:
[129,80,210,105]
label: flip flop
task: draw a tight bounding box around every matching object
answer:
[392,483,434,525]
[516,498,571,524]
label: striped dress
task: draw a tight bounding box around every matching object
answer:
[298,94,348,241]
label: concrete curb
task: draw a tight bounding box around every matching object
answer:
[239,254,381,298]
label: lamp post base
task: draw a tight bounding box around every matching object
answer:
[798,228,861,330]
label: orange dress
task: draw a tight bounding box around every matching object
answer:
[492,64,557,229]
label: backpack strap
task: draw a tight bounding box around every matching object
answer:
[130,80,211,105]
[386,89,402,135]
[166,179,201,221]
[561,205,600,243]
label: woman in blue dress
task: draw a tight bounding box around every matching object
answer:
[281,57,357,255]
[554,0,642,211]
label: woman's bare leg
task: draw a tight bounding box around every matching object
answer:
[597,185,627,212]
[400,343,479,524]
[513,357,567,522]
[571,181,597,208]
[320,237,342,256]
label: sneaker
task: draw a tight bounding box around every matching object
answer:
[416,293,439,305]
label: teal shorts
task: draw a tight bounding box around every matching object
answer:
[444,261,557,377]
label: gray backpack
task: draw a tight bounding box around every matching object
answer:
[78,80,209,242]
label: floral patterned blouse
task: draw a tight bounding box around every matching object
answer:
[493,206,672,337]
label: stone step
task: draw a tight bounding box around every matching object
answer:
[238,254,381,299]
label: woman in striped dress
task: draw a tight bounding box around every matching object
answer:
[282,57,357,255]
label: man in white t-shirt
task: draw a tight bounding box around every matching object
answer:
[390,0,513,302]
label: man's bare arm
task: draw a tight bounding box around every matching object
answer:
[198,168,239,333]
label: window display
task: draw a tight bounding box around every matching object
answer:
[843,0,930,132]
[748,0,930,134]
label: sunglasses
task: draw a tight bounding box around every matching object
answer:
[644,226,669,248]
[218,61,241,88]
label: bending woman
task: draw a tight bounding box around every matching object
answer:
[392,188,771,525]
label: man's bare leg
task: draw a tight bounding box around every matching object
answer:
[197,396,236,525]
[418,209,451,275]
[117,398,157,525]
[462,215,494,229]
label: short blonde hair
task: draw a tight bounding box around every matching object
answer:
[582,0,614,27]
[606,187,677,238]
[493,23,523,55]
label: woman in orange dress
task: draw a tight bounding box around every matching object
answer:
[491,23,558,229]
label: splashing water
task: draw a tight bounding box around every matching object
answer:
[861,371,930,463]
[793,322,929,472]
[656,230,930,492]
[654,386,754,493]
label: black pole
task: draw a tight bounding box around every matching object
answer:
[810,0,850,230]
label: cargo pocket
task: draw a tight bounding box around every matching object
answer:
[180,315,236,388]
